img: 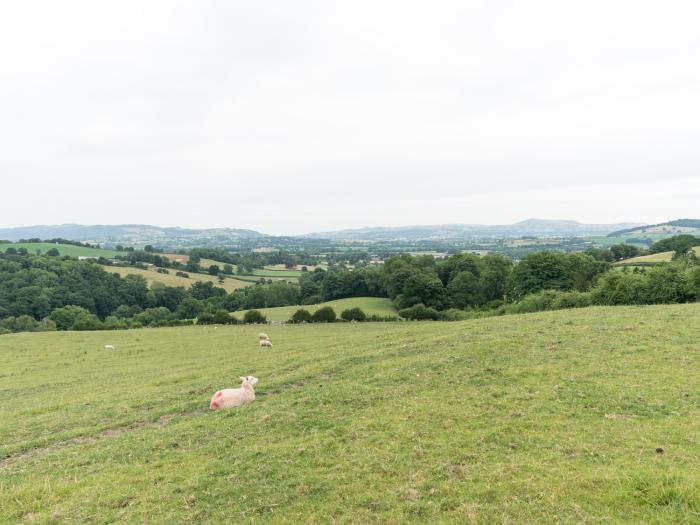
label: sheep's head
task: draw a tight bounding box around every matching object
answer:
[240,376,259,386]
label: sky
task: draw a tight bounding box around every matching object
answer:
[1,1,699,235]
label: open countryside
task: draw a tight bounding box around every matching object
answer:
[2,305,700,522]
[105,265,249,293]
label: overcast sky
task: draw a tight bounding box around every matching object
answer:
[1,1,698,235]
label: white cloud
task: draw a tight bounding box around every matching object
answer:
[0,1,698,234]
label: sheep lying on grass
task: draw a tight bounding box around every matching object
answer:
[210,376,258,410]
[259,339,273,348]
[104,344,114,350]
[258,332,269,340]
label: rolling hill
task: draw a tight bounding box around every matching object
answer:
[2,304,699,522]
[307,219,645,241]
[233,297,398,322]
[0,242,124,258]
[104,266,250,293]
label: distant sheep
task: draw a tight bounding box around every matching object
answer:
[259,339,273,348]
[104,344,114,350]
[258,333,269,340]
[210,376,258,410]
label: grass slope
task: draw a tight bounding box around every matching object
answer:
[0,242,124,258]
[2,305,700,523]
[104,266,249,293]
[235,297,398,322]
[617,246,700,265]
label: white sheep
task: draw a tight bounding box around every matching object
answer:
[258,332,269,340]
[259,339,273,348]
[210,376,258,410]
[104,344,114,350]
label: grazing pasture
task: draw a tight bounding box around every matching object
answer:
[234,297,398,322]
[616,246,700,266]
[2,305,700,523]
[103,266,249,293]
[0,242,124,258]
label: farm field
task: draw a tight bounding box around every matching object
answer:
[0,242,124,258]
[103,266,249,293]
[197,260,300,282]
[2,304,700,523]
[234,297,398,322]
[616,246,700,266]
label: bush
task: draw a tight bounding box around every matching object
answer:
[398,303,440,320]
[197,313,215,325]
[340,307,367,322]
[243,310,267,324]
[437,308,470,321]
[212,310,237,324]
[289,308,313,323]
[312,306,337,323]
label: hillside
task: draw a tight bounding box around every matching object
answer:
[0,224,267,249]
[616,246,700,266]
[0,242,124,258]
[234,297,398,321]
[2,305,700,522]
[104,266,250,293]
[308,219,644,241]
[608,219,700,237]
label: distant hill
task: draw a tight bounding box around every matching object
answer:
[0,224,267,248]
[307,219,645,241]
[607,219,700,237]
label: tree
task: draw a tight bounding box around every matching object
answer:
[208,265,221,276]
[144,245,155,253]
[341,307,367,321]
[223,264,233,275]
[312,306,336,323]
[46,248,60,256]
[447,271,482,308]
[290,309,313,323]
[398,303,440,320]
[243,310,267,324]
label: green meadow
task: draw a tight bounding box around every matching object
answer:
[2,304,700,523]
[0,242,124,258]
[103,266,250,293]
[616,247,700,266]
[234,297,398,322]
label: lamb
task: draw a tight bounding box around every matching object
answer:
[258,332,269,340]
[210,376,258,410]
[259,339,273,348]
[104,344,114,350]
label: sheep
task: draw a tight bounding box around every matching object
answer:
[104,344,114,350]
[258,332,269,340]
[259,339,273,348]
[210,376,258,410]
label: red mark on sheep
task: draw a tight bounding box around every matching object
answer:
[211,401,219,410]
[216,391,223,398]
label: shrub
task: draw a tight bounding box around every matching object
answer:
[212,310,237,324]
[398,303,440,320]
[341,307,367,322]
[507,290,561,314]
[312,306,337,323]
[289,309,313,323]
[197,313,215,325]
[243,310,267,324]
[437,308,470,321]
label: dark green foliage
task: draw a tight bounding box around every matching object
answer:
[398,303,440,320]
[243,310,267,324]
[649,235,700,254]
[311,306,337,323]
[212,310,236,324]
[290,309,313,323]
[341,307,367,322]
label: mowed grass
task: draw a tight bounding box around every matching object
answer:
[234,297,398,322]
[0,242,124,258]
[104,266,249,293]
[617,247,700,266]
[2,305,700,523]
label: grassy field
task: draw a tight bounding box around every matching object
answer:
[616,246,700,266]
[104,266,250,293]
[0,242,124,258]
[2,304,700,523]
[234,297,398,322]
[197,260,301,282]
